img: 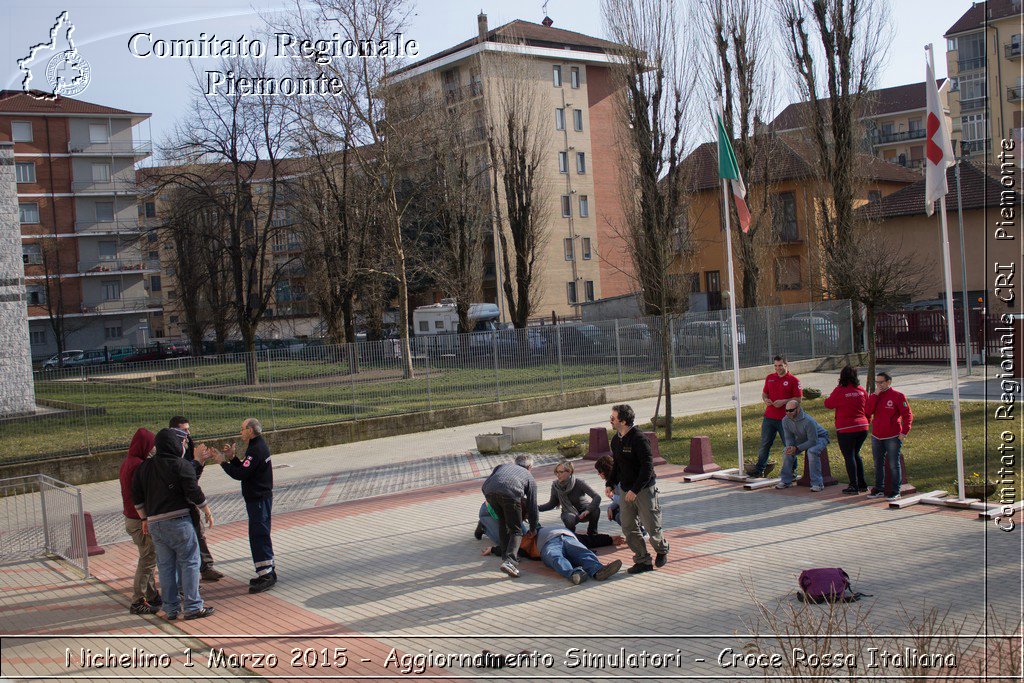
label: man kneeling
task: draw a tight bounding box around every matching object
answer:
[775,400,830,492]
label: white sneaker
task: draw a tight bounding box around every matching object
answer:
[775,482,792,489]
[810,485,824,492]
[499,561,520,578]
[887,493,901,502]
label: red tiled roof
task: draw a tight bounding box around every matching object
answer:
[769,80,945,131]
[856,160,1018,219]
[682,134,921,191]
[393,18,623,76]
[0,90,147,117]
[946,0,1021,36]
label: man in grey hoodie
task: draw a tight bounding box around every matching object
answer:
[776,400,830,492]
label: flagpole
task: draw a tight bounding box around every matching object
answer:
[954,159,972,375]
[720,179,745,472]
[938,194,966,501]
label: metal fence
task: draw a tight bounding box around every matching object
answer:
[875,309,995,362]
[1,300,853,465]
[0,474,89,576]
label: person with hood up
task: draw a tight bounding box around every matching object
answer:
[118,428,161,615]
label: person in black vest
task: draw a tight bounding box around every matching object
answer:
[604,404,669,574]
[209,417,276,593]
[169,416,223,583]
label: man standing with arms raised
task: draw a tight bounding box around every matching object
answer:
[752,355,803,477]
[604,404,668,574]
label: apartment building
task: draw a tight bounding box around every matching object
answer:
[944,0,1023,164]
[0,90,158,359]
[391,14,633,320]
[770,80,952,172]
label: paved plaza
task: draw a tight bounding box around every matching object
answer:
[1,364,1020,681]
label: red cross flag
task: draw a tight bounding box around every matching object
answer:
[924,44,955,216]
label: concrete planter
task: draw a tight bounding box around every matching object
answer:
[476,433,513,454]
[502,422,543,444]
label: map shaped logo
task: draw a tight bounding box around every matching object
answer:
[18,11,92,99]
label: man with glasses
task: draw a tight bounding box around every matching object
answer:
[864,371,913,501]
[753,355,803,478]
[775,400,829,491]
[169,416,223,583]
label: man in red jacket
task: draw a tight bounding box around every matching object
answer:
[118,428,161,614]
[864,371,913,501]
[752,355,802,477]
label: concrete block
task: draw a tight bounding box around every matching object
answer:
[502,422,542,443]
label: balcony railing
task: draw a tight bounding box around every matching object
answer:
[957,56,985,71]
[75,219,144,234]
[272,242,302,253]
[960,139,991,155]
[1008,86,1023,103]
[1006,43,1022,60]
[71,179,139,194]
[78,258,159,274]
[68,140,153,156]
[871,128,926,145]
[959,95,987,111]
[80,296,162,315]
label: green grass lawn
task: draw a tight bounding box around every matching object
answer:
[514,398,1018,501]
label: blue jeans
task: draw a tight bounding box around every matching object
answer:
[872,437,903,494]
[478,502,526,546]
[780,438,828,488]
[245,496,275,576]
[755,418,785,472]
[148,515,202,616]
[540,533,604,579]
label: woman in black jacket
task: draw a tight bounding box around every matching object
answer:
[539,461,602,536]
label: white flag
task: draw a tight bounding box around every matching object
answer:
[924,44,955,216]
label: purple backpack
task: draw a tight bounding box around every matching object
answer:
[798,568,867,603]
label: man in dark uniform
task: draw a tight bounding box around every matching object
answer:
[169,416,223,582]
[604,404,669,574]
[212,417,276,593]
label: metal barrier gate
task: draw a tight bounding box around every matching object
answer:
[0,474,90,577]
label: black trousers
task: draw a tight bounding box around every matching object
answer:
[484,492,523,566]
[837,430,868,489]
[188,504,214,569]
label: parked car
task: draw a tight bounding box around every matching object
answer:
[617,323,652,357]
[778,315,840,355]
[65,349,109,367]
[676,320,746,356]
[42,350,84,369]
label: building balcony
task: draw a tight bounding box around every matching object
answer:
[960,139,991,155]
[956,56,985,71]
[71,179,140,194]
[871,128,926,145]
[75,219,144,234]
[81,296,162,315]
[958,95,987,111]
[68,140,153,157]
[1008,86,1023,103]
[271,242,302,253]
[78,257,159,275]
[1006,43,1022,60]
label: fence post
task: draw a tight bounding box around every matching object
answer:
[38,474,50,554]
[766,308,774,363]
[614,319,623,385]
[860,303,868,356]
[719,309,728,371]
[556,324,565,395]
[493,330,500,403]
[425,342,432,412]
[176,357,186,418]
[265,350,277,432]
[669,315,677,376]
[349,343,357,419]
[809,301,817,358]
[80,366,91,455]
[74,486,89,579]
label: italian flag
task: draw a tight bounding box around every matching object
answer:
[716,106,751,233]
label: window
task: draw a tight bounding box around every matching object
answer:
[909,145,924,161]
[552,65,562,87]
[89,124,109,144]
[579,195,589,217]
[584,280,595,302]
[418,320,429,332]
[95,202,114,222]
[581,237,592,260]
[564,237,574,261]
[148,250,159,260]
[570,67,580,88]
[908,118,923,133]
[958,72,986,107]
[689,273,701,293]
[947,37,957,51]
[434,320,444,329]
[776,256,802,291]
[98,241,117,260]
[11,121,32,142]
[102,280,121,301]
[92,163,111,182]
[22,243,42,265]
[561,195,571,217]
[19,202,40,224]
[26,285,46,306]
[573,109,583,131]
[566,281,578,304]
[772,192,798,242]
[576,152,586,174]
[30,329,46,346]
[144,201,156,218]
[555,108,565,130]
[961,113,987,143]
[150,275,161,292]
[15,162,35,183]
[104,323,123,340]
[867,190,882,204]
[558,151,568,173]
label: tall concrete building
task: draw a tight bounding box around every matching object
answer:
[391,14,634,320]
[944,0,1023,163]
[0,90,157,359]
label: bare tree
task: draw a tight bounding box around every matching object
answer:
[482,47,551,329]
[602,0,695,439]
[777,0,890,302]
[33,238,79,362]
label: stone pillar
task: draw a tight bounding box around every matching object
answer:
[0,142,36,416]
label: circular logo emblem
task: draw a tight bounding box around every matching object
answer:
[783,381,789,386]
[886,400,893,408]
[45,50,91,96]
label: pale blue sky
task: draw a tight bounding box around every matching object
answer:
[2,0,964,160]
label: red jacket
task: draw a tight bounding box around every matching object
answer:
[865,388,913,439]
[763,372,802,420]
[823,385,869,433]
[119,428,155,519]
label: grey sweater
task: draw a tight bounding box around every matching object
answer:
[782,411,830,453]
[538,478,601,516]
[481,463,539,529]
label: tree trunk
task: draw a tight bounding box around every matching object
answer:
[660,311,673,440]
[241,320,259,386]
[865,305,877,394]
